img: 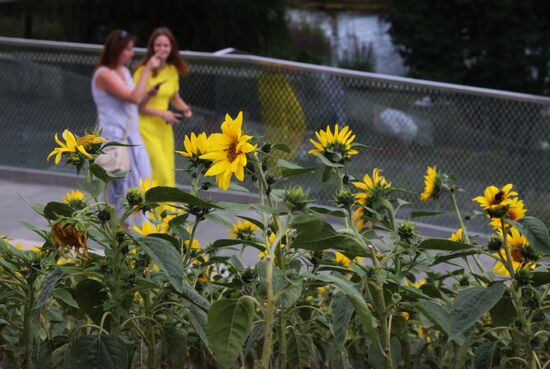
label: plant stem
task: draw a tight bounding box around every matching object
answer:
[261,254,275,369]
[278,310,287,369]
[21,282,34,369]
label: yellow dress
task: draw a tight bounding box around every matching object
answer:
[133,65,179,187]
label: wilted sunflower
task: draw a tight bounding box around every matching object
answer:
[420,166,441,202]
[51,218,88,258]
[176,132,209,161]
[47,129,96,165]
[63,190,86,209]
[448,228,464,242]
[492,227,532,276]
[228,219,259,241]
[200,112,257,190]
[473,184,518,217]
[308,124,358,163]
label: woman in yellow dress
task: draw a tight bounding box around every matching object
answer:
[133,27,192,187]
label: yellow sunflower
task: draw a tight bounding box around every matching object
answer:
[352,168,391,229]
[258,232,285,259]
[76,133,107,150]
[133,220,160,236]
[420,166,440,202]
[176,132,209,159]
[199,112,257,191]
[473,184,518,216]
[334,251,364,270]
[47,129,94,164]
[308,124,358,163]
[489,197,527,230]
[448,228,464,242]
[228,219,259,240]
[493,227,532,276]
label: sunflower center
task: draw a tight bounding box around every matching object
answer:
[511,247,524,263]
[494,191,505,204]
[227,143,238,162]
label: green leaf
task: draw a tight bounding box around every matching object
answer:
[77,179,103,198]
[410,210,442,218]
[252,204,281,215]
[137,236,184,293]
[52,288,79,308]
[307,273,380,349]
[489,292,516,327]
[271,143,291,153]
[68,335,128,369]
[432,250,480,265]
[277,159,316,177]
[413,299,465,345]
[217,202,251,212]
[145,186,220,209]
[474,341,498,369]
[35,268,64,310]
[183,300,210,351]
[450,283,506,339]
[208,297,254,369]
[43,202,74,220]
[205,213,234,229]
[19,195,45,216]
[74,279,107,324]
[531,272,550,286]
[518,217,550,255]
[89,163,113,183]
[163,327,187,369]
[287,328,314,369]
[210,239,264,251]
[290,214,364,256]
[314,153,344,168]
[331,292,354,344]
[322,166,332,183]
[307,205,347,218]
[418,238,473,251]
[35,339,53,369]
[367,337,401,369]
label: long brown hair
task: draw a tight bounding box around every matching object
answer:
[97,30,136,68]
[137,27,189,77]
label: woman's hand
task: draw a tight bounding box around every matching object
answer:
[182,106,192,119]
[161,110,183,124]
[146,54,161,70]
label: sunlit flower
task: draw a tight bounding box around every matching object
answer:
[140,177,158,194]
[493,227,532,276]
[200,112,257,190]
[352,168,391,229]
[77,133,107,151]
[63,190,86,209]
[420,166,440,202]
[47,129,94,165]
[334,251,364,270]
[51,219,88,258]
[489,197,527,230]
[473,184,518,217]
[176,132,209,160]
[308,124,358,163]
[228,219,259,240]
[258,232,285,259]
[133,221,160,236]
[448,228,464,242]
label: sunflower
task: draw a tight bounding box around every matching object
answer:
[47,129,94,165]
[228,219,259,240]
[352,168,391,229]
[489,197,527,230]
[200,112,257,190]
[420,166,441,202]
[492,227,531,276]
[176,132,209,160]
[51,218,88,258]
[473,184,518,217]
[258,232,285,259]
[133,220,160,236]
[308,124,358,163]
[448,228,464,242]
[77,133,107,153]
[63,190,86,209]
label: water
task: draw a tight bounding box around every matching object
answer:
[287,9,406,76]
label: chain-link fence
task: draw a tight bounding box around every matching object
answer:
[2,36,550,232]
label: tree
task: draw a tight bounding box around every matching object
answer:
[387,0,550,95]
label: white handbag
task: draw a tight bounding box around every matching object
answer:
[95,117,131,173]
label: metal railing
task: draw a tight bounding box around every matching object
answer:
[1,36,550,232]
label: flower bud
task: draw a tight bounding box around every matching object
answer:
[487,236,502,252]
[398,221,416,242]
[284,186,309,211]
[334,188,353,209]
